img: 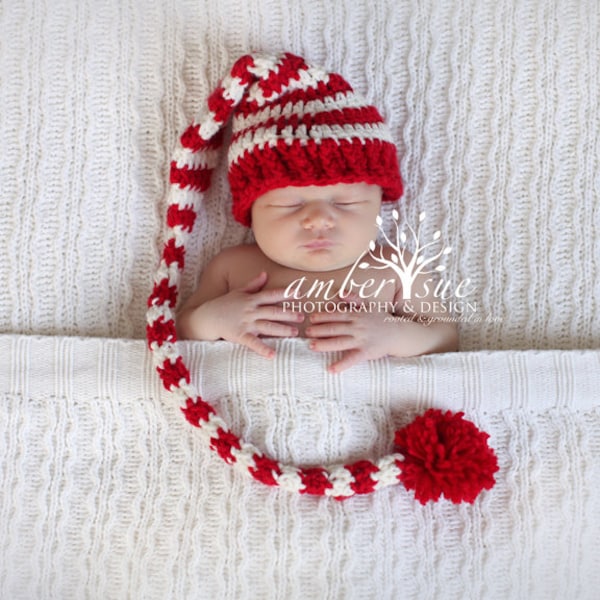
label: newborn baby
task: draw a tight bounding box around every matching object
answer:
[175,52,457,371]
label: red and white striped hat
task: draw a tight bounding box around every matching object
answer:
[149,52,499,501]
[170,51,403,226]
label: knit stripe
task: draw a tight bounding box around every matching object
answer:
[180,122,225,151]
[207,86,236,124]
[161,238,185,268]
[171,146,219,170]
[230,105,385,148]
[236,71,349,117]
[248,53,310,104]
[228,121,394,165]
[169,161,212,192]
[297,467,334,495]
[166,203,196,231]
[233,89,363,132]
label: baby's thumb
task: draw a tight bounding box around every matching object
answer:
[242,271,268,293]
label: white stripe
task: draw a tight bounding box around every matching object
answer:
[154,261,180,288]
[168,226,189,249]
[175,382,198,401]
[202,412,228,437]
[371,455,403,488]
[231,442,267,472]
[151,341,180,366]
[168,186,198,210]
[247,54,282,80]
[169,384,196,405]
[188,104,223,142]
[146,304,174,327]
[311,122,393,142]
[222,74,248,105]
[276,466,306,493]
[232,90,363,133]
[324,466,355,498]
[172,146,219,171]
[294,64,330,90]
[198,115,222,139]
[228,121,393,165]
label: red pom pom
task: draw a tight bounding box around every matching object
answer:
[394,409,499,504]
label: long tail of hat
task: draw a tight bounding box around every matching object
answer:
[146,52,498,502]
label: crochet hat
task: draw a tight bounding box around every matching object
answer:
[170,51,403,226]
[148,51,498,501]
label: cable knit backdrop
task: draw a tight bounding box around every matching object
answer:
[1,1,599,599]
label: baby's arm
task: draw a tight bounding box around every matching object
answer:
[177,250,303,358]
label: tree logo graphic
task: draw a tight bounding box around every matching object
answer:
[358,210,453,300]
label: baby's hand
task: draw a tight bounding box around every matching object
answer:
[305,296,393,373]
[196,271,304,359]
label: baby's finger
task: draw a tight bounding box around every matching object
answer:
[327,349,365,373]
[308,335,356,353]
[242,271,268,293]
[255,319,301,338]
[238,332,276,359]
[308,310,352,325]
[253,287,294,305]
[305,321,351,338]
[257,305,305,324]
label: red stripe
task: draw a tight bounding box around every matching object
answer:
[167,203,196,232]
[180,124,203,151]
[207,86,235,123]
[282,73,353,106]
[345,460,379,495]
[148,278,178,308]
[229,137,403,225]
[163,238,185,268]
[146,316,177,347]
[249,453,282,486]
[181,397,215,427]
[236,73,352,118]
[210,428,242,464]
[257,52,308,100]
[180,123,225,152]
[157,356,190,391]
[229,54,255,84]
[170,161,212,192]
[299,467,333,495]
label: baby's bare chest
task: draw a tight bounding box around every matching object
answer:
[230,260,399,305]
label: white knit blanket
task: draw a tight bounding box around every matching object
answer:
[1,0,600,598]
[1,0,599,350]
[1,334,599,599]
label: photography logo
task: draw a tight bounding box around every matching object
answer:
[282,211,493,324]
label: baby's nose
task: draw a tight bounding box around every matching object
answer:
[301,203,334,229]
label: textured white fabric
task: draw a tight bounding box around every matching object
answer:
[0,334,599,600]
[1,1,600,598]
[0,0,599,349]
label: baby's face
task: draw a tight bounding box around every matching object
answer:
[250,183,382,272]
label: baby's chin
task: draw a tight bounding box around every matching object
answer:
[257,244,368,274]
[276,256,361,274]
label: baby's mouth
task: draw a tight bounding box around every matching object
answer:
[303,238,334,249]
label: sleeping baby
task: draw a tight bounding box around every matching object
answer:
[176,52,458,372]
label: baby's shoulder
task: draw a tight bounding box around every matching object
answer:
[206,244,267,279]
[210,243,263,265]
